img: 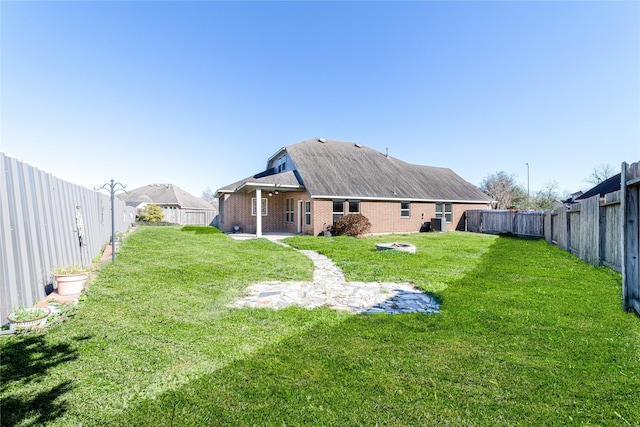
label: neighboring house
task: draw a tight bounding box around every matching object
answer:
[215,138,492,236]
[574,173,621,202]
[117,184,218,226]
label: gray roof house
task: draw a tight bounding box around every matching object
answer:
[118,184,218,225]
[215,138,491,236]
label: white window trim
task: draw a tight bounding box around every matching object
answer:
[436,202,453,222]
[348,200,360,214]
[251,198,268,216]
[400,201,410,218]
[286,198,294,223]
[305,201,311,226]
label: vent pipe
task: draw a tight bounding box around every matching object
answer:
[385,147,389,158]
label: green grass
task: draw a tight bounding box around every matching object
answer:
[1,227,638,426]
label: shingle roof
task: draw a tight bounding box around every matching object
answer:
[216,170,303,194]
[575,173,621,201]
[215,138,491,203]
[117,184,214,209]
[287,138,491,202]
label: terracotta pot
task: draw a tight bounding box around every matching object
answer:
[55,273,88,295]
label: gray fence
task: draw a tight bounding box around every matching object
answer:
[161,207,218,226]
[465,210,545,237]
[0,153,136,322]
[622,161,640,314]
[546,192,622,271]
[467,194,622,272]
[466,163,640,315]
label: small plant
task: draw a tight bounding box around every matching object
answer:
[138,204,165,223]
[45,302,79,327]
[331,214,372,237]
[53,264,87,275]
[9,306,49,321]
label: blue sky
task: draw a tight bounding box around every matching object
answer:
[2,1,638,198]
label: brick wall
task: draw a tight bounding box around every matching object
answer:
[219,191,490,235]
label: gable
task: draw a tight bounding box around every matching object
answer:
[118,184,214,209]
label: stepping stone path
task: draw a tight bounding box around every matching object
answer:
[229,243,440,315]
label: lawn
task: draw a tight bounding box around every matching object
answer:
[1,226,638,426]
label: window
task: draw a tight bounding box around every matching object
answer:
[305,201,311,225]
[277,155,287,173]
[332,200,344,222]
[435,202,452,222]
[251,198,268,216]
[348,200,360,214]
[400,202,410,217]
[285,198,294,222]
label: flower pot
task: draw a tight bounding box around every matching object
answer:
[55,273,88,295]
[8,307,51,329]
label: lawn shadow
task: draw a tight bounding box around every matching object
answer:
[101,235,637,425]
[0,334,80,427]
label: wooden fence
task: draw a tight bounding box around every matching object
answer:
[467,161,640,315]
[622,161,640,314]
[467,194,621,271]
[466,210,545,237]
[0,153,137,323]
[161,207,218,226]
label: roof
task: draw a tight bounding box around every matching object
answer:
[216,138,492,203]
[575,173,621,201]
[216,170,304,195]
[287,138,491,202]
[117,184,214,209]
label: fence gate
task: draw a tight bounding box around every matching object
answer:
[622,161,640,314]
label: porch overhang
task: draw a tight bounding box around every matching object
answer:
[235,182,304,194]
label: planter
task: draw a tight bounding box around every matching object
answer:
[55,272,88,295]
[8,307,51,329]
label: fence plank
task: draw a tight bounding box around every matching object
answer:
[0,153,137,322]
[579,195,600,265]
[601,191,622,272]
[556,207,569,251]
[622,161,640,313]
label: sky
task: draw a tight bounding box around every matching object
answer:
[1,1,638,199]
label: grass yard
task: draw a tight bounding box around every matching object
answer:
[1,226,639,426]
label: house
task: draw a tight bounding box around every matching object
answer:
[574,173,621,202]
[215,138,492,236]
[117,184,218,226]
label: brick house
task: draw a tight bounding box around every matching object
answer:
[118,184,218,226]
[215,138,492,236]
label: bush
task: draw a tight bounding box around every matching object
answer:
[137,204,164,223]
[331,214,372,237]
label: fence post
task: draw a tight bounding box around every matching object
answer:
[622,161,640,313]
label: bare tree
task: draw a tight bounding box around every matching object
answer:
[202,187,219,212]
[532,181,560,210]
[586,164,616,185]
[480,171,525,210]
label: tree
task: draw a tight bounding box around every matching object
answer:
[532,181,560,210]
[480,171,526,210]
[202,187,219,212]
[586,164,616,185]
[138,204,164,223]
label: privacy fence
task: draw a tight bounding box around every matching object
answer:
[622,161,640,314]
[466,161,639,314]
[0,153,137,322]
[161,207,218,226]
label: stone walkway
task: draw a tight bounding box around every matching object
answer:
[229,242,440,315]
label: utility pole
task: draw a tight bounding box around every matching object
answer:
[526,163,530,210]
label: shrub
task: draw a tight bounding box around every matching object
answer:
[331,214,372,237]
[138,204,164,223]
